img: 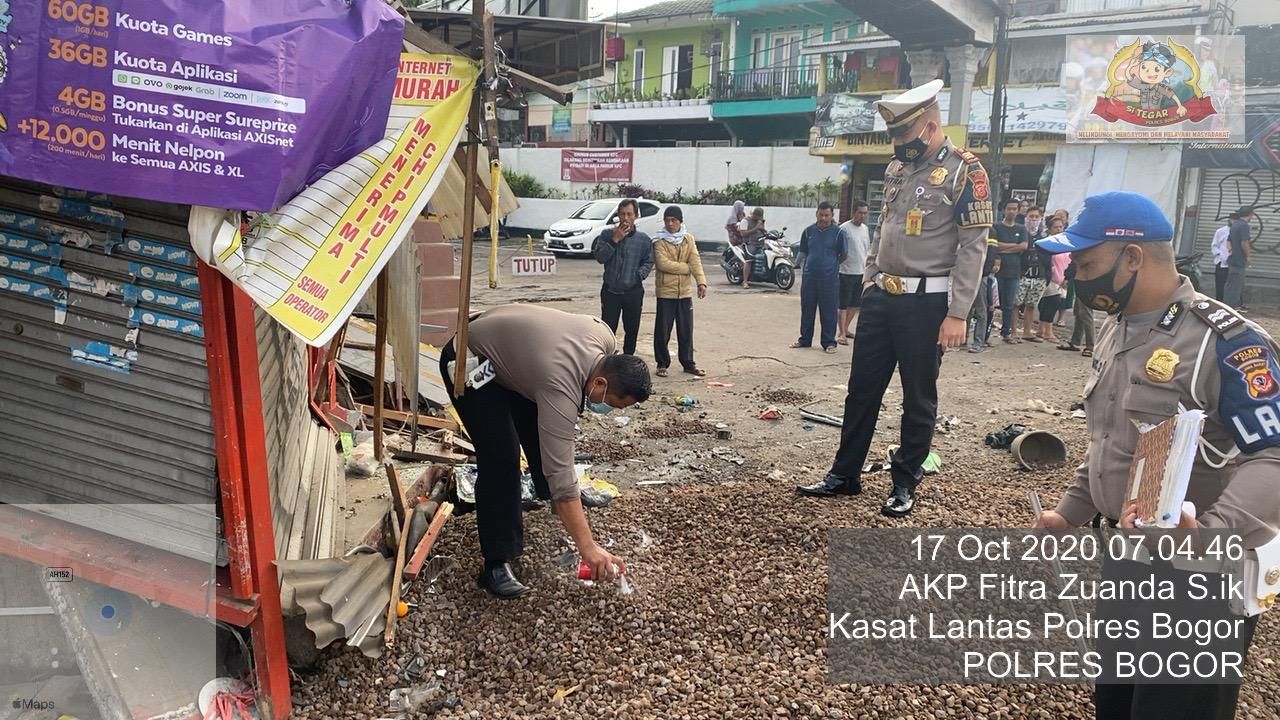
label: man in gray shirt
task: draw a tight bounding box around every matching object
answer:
[836,200,871,345]
[440,304,652,597]
[1223,206,1252,311]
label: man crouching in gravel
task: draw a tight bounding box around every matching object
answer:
[440,304,651,598]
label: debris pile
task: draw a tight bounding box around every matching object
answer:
[758,388,815,405]
[640,419,717,439]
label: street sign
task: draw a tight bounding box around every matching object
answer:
[511,255,557,276]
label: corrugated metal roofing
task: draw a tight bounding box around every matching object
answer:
[600,0,714,23]
[258,306,346,564]
[278,552,393,658]
[339,317,451,410]
[1009,2,1203,31]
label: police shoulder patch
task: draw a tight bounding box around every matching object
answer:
[956,148,981,165]
[1216,328,1280,453]
[1190,297,1246,336]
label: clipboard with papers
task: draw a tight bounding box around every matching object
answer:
[1124,409,1206,528]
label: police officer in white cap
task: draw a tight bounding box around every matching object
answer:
[797,79,993,517]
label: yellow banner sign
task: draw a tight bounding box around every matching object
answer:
[190,54,477,345]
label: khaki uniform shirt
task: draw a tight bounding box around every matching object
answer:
[1057,280,1280,548]
[865,139,994,317]
[467,305,617,501]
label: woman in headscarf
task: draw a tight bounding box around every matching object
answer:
[724,200,748,287]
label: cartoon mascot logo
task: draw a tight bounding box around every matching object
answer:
[1090,38,1217,127]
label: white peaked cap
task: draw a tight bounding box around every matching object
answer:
[873,79,944,129]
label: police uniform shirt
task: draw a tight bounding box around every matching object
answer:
[865,139,994,317]
[1056,280,1280,548]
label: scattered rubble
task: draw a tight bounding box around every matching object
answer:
[640,419,717,440]
[758,388,815,405]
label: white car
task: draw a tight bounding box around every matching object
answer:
[544,198,663,256]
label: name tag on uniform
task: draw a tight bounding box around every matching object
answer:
[469,359,496,389]
[447,356,497,391]
[905,208,923,236]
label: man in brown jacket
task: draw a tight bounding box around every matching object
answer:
[651,206,708,377]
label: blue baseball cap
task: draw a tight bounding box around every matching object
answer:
[1036,191,1174,254]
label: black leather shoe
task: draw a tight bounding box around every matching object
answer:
[882,486,915,518]
[796,473,862,497]
[477,563,531,599]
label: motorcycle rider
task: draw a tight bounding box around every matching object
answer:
[740,207,768,285]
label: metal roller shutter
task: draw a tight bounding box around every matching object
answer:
[1195,168,1280,289]
[0,179,219,564]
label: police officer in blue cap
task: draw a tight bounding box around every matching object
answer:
[1033,191,1280,720]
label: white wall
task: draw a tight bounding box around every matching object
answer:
[1231,0,1280,26]
[505,198,823,246]
[502,147,841,197]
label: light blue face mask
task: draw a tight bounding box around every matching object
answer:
[587,381,613,414]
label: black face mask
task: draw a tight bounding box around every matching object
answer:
[1074,247,1138,315]
[893,128,929,164]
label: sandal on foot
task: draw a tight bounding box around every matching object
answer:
[790,342,810,349]
[824,346,838,354]
[682,367,706,377]
[655,367,669,377]
[837,338,849,346]
[1057,343,1080,351]
[1081,348,1094,357]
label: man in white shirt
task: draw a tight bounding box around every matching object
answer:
[1211,212,1234,301]
[836,200,871,345]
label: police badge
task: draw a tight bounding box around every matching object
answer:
[1145,348,1180,383]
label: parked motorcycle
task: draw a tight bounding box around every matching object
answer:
[721,229,795,291]
[1176,252,1205,293]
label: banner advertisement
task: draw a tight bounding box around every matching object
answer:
[0,0,403,211]
[561,148,633,183]
[816,94,877,137]
[551,106,572,134]
[1182,109,1280,169]
[1063,35,1245,142]
[189,53,477,346]
[819,87,1068,138]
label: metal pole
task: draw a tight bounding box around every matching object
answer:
[373,272,388,461]
[988,0,1011,203]
[452,0,486,397]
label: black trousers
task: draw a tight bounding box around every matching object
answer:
[1215,265,1229,301]
[654,297,695,370]
[1094,558,1259,720]
[830,286,948,489]
[601,285,644,355]
[440,341,549,564]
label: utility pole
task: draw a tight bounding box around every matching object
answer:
[988,0,1012,205]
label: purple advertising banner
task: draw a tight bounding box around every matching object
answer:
[0,1,404,211]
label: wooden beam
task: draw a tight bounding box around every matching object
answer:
[394,0,573,105]
[453,110,480,397]
[373,272,389,461]
[384,463,408,529]
[383,509,413,648]
[392,448,470,465]
[357,403,460,432]
[452,147,493,210]
[404,502,454,579]
[509,66,571,105]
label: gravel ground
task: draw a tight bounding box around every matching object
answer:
[289,248,1280,719]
